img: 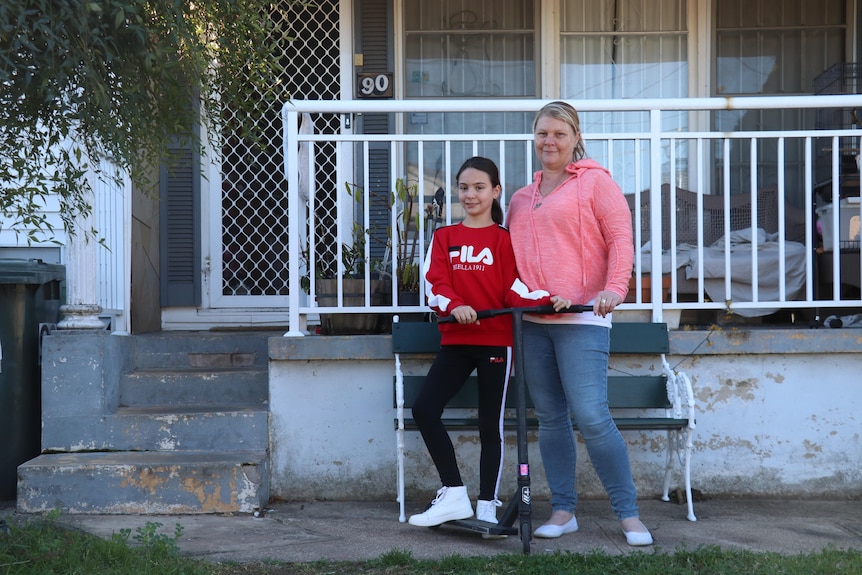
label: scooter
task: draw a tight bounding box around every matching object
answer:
[435,304,588,553]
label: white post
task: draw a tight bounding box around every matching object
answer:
[648,109,665,324]
[283,106,305,336]
[58,170,104,330]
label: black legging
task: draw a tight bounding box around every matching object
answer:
[411,344,512,501]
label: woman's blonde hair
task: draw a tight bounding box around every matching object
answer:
[533,100,586,161]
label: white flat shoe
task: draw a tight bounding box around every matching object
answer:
[533,515,579,538]
[623,529,654,546]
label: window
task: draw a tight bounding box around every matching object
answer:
[404,1,537,98]
[715,0,847,203]
[716,0,846,96]
[559,0,689,193]
[403,1,539,206]
[399,1,850,202]
[560,0,688,101]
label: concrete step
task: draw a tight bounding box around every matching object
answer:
[119,368,268,407]
[132,331,274,370]
[27,330,274,516]
[17,450,269,514]
[42,407,268,452]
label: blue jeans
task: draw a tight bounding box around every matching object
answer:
[523,321,640,520]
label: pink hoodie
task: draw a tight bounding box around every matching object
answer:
[506,159,633,326]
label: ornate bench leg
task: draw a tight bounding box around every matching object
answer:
[661,429,675,502]
[682,427,697,522]
[397,425,406,522]
[395,351,407,523]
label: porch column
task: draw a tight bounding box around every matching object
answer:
[58,178,103,330]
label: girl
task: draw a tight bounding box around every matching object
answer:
[408,156,569,531]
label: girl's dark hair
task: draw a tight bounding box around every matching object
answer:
[455,156,504,225]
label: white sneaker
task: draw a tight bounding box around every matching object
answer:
[408,486,473,527]
[476,499,507,539]
[476,499,501,523]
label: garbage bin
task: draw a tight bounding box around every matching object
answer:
[0,259,65,500]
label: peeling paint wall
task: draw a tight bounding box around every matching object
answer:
[269,330,862,503]
[680,354,862,495]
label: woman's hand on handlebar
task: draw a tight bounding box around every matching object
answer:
[550,295,572,312]
[594,290,621,317]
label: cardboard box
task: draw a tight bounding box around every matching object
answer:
[817,198,861,251]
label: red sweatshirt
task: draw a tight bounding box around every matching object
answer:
[423,223,552,346]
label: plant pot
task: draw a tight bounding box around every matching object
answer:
[394,290,428,323]
[315,278,389,334]
[625,275,671,303]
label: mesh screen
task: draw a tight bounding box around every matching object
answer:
[220,0,341,296]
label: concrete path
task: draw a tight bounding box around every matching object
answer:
[3,497,861,564]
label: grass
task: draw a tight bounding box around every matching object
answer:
[2,512,862,575]
[0,510,206,575]
[224,548,862,575]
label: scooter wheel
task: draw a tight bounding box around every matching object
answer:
[520,524,531,554]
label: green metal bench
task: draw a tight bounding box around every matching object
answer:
[393,319,697,523]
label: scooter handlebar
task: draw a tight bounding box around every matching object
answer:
[436,304,590,323]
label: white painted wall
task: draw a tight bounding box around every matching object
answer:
[269,330,862,508]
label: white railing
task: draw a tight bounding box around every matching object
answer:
[283,97,862,335]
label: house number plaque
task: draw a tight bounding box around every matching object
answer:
[357,73,392,98]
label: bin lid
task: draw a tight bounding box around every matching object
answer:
[0,259,66,284]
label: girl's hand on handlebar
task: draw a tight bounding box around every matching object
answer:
[550,295,572,312]
[450,305,479,324]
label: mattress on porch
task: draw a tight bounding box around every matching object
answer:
[638,228,808,316]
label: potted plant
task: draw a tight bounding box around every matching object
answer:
[311,176,427,331]
[305,220,389,335]
[359,176,427,310]
[390,177,422,304]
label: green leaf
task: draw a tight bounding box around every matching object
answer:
[1,0,291,239]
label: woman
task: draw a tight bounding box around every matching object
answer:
[409,156,569,533]
[506,101,653,546]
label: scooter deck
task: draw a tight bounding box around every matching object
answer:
[442,518,518,536]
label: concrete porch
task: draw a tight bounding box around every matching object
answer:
[268,326,862,503]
